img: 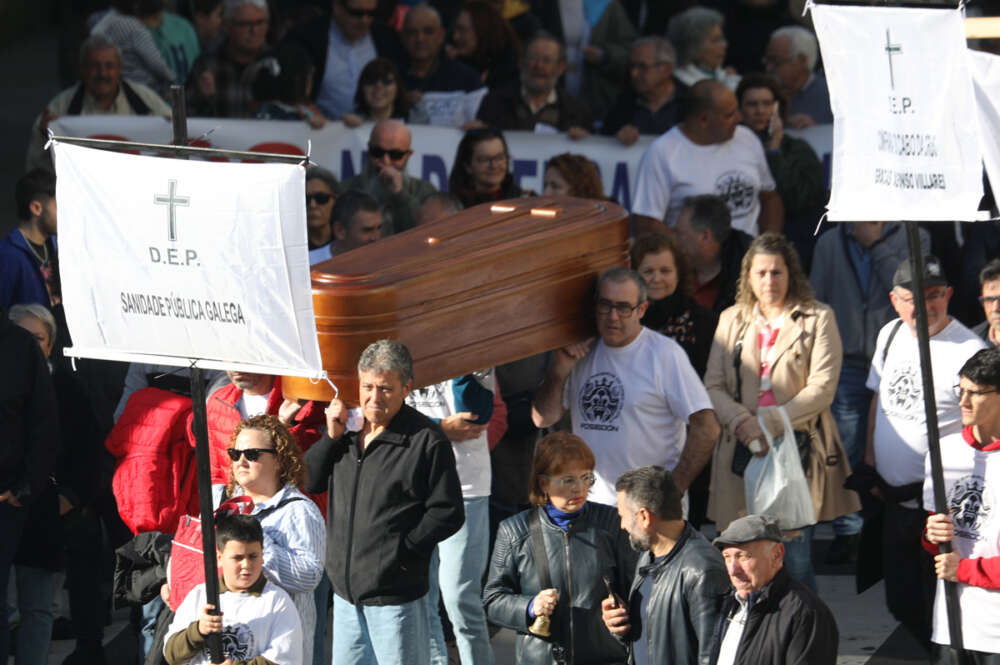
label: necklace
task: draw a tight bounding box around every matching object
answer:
[18,229,49,265]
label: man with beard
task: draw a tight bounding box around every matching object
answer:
[601,466,729,665]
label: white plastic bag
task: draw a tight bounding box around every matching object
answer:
[743,407,815,530]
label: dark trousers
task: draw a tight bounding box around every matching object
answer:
[932,643,1000,665]
[0,503,26,659]
[883,502,936,647]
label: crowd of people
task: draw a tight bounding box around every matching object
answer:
[7,1,1000,665]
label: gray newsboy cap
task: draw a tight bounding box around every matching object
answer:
[713,514,783,549]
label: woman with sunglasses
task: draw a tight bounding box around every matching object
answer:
[306,165,341,264]
[216,414,326,665]
[449,126,530,208]
[342,58,410,128]
[483,432,635,665]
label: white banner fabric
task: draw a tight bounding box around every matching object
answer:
[810,4,983,221]
[53,141,324,377]
[48,116,834,211]
[970,49,1000,210]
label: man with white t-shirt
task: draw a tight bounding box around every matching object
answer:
[406,370,496,665]
[631,79,783,237]
[923,347,1000,663]
[864,255,986,646]
[532,267,720,506]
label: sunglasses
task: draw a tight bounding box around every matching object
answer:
[227,448,277,462]
[306,192,333,205]
[368,145,410,161]
[344,6,376,18]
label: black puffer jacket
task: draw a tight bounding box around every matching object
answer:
[623,524,731,665]
[483,503,637,665]
[708,567,839,665]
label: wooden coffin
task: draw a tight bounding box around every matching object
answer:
[283,196,629,403]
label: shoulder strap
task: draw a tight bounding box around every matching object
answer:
[528,508,553,590]
[882,319,904,365]
[733,319,750,404]
[255,495,306,521]
[120,80,151,116]
[67,83,86,115]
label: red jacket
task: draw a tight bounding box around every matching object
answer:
[106,388,200,534]
[201,376,328,514]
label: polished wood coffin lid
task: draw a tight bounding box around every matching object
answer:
[283,196,630,403]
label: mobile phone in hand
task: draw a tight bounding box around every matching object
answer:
[603,576,618,608]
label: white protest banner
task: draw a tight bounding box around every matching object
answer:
[810,4,983,221]
[413,88,489,126]
[969,49,1000,206]
[53,141,324,377]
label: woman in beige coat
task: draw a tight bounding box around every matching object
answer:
[704,233,860,589]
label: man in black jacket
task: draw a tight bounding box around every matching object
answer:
[708,515,838,665]
[601,466,730,665]
[304,339,464,665]
[0,308,59,659]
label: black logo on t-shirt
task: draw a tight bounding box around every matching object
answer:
[715,171,756,217]
[204,623,255,661]
[949,475,990,541]
[885,362,922,420]
[579,372,623,431]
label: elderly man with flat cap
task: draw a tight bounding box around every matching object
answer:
[709,515,838,665]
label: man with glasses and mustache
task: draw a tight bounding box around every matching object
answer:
[186,0,271,117]
[972,259,1000,348]
[532,267,720,511]
[864,255,986,648]
[285,0,403,121]
[342,120,436,235]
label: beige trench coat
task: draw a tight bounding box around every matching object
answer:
[703,300,861,531]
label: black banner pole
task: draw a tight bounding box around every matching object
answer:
[904,222,964,658]
[169,84,225,665]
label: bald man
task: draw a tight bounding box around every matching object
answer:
[341,119,438,234]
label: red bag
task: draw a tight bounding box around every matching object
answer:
[166,496,253,611]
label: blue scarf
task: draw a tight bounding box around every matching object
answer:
[545,502,585,531]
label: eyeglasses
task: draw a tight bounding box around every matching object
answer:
[595,299,641,317]
[542,473,596,489]
[344,6,376,18]
[473,153,507,167]
[979,295,1000,306]
[895,288,949,305]
[306,192,333,205]
[226,448,277,462]
[364,76,395,87]
[232,19,267,30]
[368,144,411,161]
[954,384,1000,399]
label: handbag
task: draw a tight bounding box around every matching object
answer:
[744,407,815,530]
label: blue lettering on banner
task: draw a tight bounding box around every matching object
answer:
[340,149,359,180]
[512,159,537,189]
[421,154,448,191]
[610,162,631,211]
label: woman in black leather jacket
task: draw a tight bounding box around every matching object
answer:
[483,432,637,665]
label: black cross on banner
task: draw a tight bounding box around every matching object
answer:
[885,28,902,90]
[154,179,190,242]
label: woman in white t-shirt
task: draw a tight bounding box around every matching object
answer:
[703,233,859,590]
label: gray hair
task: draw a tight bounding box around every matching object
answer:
[9,304,57,343]
[404,2,443,29]
[306,165,341,196]
[597,267,648,304]
[420,192,463,216]
[615,466,682,520]
[771,25,818,71]
[79,34,121,66]
[632,36,675,65]
[223,0,268,20]
[682,194,731,244]
[667,6,724,67]
[357,339,413,385]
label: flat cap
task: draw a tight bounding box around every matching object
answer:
[713,514,783,549]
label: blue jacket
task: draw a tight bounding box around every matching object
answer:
[0,229,49,309]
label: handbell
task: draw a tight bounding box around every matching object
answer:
[528,614,551,637]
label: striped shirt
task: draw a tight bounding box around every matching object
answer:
[214,483,326,665]
[92,9,175,94]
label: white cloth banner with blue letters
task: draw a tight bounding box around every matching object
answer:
[53,141,324,377]
[810,4,983,221]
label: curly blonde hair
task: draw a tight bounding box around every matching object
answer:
[734,232,814,312]
[226,414,307,497]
